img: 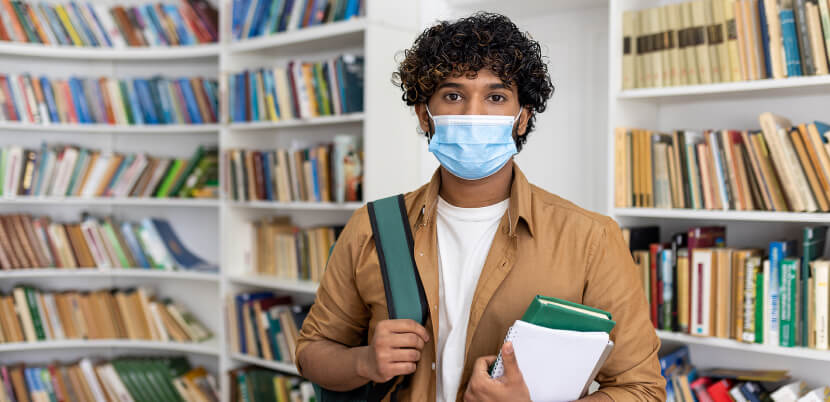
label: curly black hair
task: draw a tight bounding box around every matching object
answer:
[393,12,554,151]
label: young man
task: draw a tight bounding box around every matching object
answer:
[296,13,666,402]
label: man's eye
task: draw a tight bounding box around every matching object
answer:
[490,94,505,102]
[445,93,461,101]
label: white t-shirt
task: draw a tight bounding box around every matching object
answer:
[435,196,509,402]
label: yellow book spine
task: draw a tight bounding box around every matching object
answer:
[55,5,83,46]
[266,95,279,122]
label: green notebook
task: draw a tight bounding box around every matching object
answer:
[521,295,616,334]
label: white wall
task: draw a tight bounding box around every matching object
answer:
[412,1,611,214]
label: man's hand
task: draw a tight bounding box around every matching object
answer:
[356,319,430,383]
[464,342,531,402]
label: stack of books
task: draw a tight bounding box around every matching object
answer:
[246,217,343,282]
[228,54,364,122]
[0,0,219,47]
[614,113,830,212]
[0,214,216,271]
[0,357,219,402]
[621,0,830,89]
[228,367,314,402]
[0,285,212,344]
[223,136,362,203]
[0,143,219,200]
[227,292,308,364]
[661,346,829,401]
[624,224,830,350]
[0,74,219,125]
[231,0,364,40]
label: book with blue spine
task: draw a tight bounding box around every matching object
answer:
[91,79,110,123]
[202,79,219,119]
[133,79,158,124]
[278,0,296,32]
[262,151,275,200]
[123,80,145,125]
[68,78,92,124]
[121,221,151,268]
[780,8,803,76]
[150,218,218,272]
[156,79,175,124]
[660,249,674,331]
[145,77,167,123]
[141,5,167,45]
[38,368,55,400]
[86,3,113,47]
[234,291,274,353]
[24,368,40,397]
[757,0,773,79]
[165,5,194,45]
[263,66,280,119]
[70,2,99,46]
[179,79,203,124]
[768,240,797,346]
[250,70,260,121]
[40,77,60,123]
[265,0,285,34]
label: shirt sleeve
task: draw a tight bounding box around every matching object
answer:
[295,208,372,374]
[582,217,666,401]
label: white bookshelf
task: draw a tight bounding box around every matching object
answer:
[0,122,220,134]
[218,1,421,385]
[0,43,221,60]
[0,0,223,378]
[607,0,830,388]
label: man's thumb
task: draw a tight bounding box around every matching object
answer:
[501,342,523,381]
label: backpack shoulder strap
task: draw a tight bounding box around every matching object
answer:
[366,194,428,325]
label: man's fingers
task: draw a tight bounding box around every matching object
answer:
[473,355,498,375]
[387,333,426,350]
[383,319,431,342]
[500,342,524,382]
[388,348,421,363]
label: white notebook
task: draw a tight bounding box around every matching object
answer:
[491,320,614,402]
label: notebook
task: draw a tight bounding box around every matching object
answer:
[491,320,614,402]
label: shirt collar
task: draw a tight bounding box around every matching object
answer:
[417,163,535,238]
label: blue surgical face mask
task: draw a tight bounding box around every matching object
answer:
[426,106,521,180]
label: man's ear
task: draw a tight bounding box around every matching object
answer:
[415,103,432,135]
[517,107,532,137]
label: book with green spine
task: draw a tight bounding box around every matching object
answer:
[111,360,150,402]
[267,309,284,361]
[24,286,47,340]
[755,271,764,344]
[238,371,251,402]
[118,81,135,124]
[802,226,828,346]
[780,258,800,347]
[520,295,616,333]
[101,221,131,267]
[169,146,205,197]
[154,159,185,198]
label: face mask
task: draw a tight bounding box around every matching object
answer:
[426,106,521,180]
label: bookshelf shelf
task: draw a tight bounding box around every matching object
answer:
[229,113,365,131]
[0,339,220,356]
[657,331,830,362]
[0,268,219,282]
[228,274,318,294]
[612,208,830,223]
[0,43,220,60]
[0,197,219,207]
[0,122,220,134]
[227,18,367,53]
[229,353,299,375]
[226,200,363,211]
[616,75,830,101]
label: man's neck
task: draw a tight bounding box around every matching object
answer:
[438,160,514,208]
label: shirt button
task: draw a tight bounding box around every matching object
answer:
[431,363,436,370]
[419,252,424,257]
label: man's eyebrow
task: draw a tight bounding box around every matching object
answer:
[489,83,510,89]
[436,82,463,89]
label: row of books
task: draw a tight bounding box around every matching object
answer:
[228,368,314,402]
[614,114,830,212]
[223,136,362,204]
[227,292,308,364]
[624,224,830,350]
[0,214,215,271]
[621,0,830,89]
[0,285,212,344]
[0,74,219,125]
[1,143,219,200]
[229,54,364,122]
[0,0,219,47]
[660,347,829,402]
[1,357,218,402]
[247,217,343,283]
[232,0,363,40]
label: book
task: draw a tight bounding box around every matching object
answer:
[232,0,363,40]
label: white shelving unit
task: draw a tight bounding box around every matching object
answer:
[607,0,830,388]
[0,8,224,379]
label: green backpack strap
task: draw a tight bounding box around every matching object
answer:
[367,194,428,325]
[314,194,428,402]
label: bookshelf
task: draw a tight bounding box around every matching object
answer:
[0,1,223,380]
[608,0,830,388]
[218,0,422,393]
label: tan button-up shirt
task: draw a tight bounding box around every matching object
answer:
[296,164,666,401]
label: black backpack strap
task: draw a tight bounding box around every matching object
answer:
[366,194,429,401]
